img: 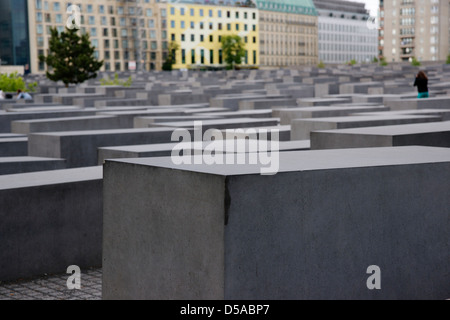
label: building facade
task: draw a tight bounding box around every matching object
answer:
[167,2,259,69]
[314,0,378,64]
[28,0,167,73]
[5,0,321,73]
[256,0,318,67]
[0,0,30,68]
[379,0,450,62]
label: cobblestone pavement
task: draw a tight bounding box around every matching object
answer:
[0,268,102,300]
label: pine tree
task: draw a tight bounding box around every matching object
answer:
[39,27,103,87]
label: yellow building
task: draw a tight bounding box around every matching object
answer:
[167,3,259,69]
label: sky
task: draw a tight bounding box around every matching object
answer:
[350,0,380,16]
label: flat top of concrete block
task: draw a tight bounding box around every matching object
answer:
[0,133,26,138]
[0,137,28,142]
[153,118,279,128]
[0,166,102,190]
[29,127,178,137]
[184,108,231,114]
[276,106,387,112]
[0,156,65,163]
[6,106,82,112]
[352,109,450,116]
[314,120,450,135]
[292,114,440,124]
[189,110,272,117]
[107,146,450,176]
[99,139,310,154]
[12,115,117,124]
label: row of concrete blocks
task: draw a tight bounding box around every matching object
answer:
[1,146,449,300]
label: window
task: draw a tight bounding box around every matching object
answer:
[87,4,93,13]
[36,12,42,22]
[53,2,60,11]
[191,34,195,41]
[190,8,194,16]
[170,7,175,15]
[182,49,186,64]
[181,8,185,16]
[55,14,62,23]
[209,10,213,17]
[146,9,153,17]
[36,0,42,10]
[209,35,213,42]
[219,49,223,64]
[191,49,195,64]
[171,20,175,28]
[200,49,204,64]
[200,9,204,17]
[200,35,204,42]
[181,21,185,29]
[210,50,214,64]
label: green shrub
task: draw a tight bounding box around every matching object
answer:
[379,56,388,66]
[317,60,325,68]
[446,54,450,64]
[0,72,38,92]
[100,73,132,87]
[411,57,421,67]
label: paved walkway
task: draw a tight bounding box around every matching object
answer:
[0,268,102,300]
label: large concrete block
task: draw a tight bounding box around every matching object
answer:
[11,115,132,134]
[311,121,450,150]
[103,146,450,299]
[28,127,185,168]
[0,156,66,175]
[273,106,390,125]
[385,97,450,111]
[0,166,102,281]
[0,137,28,156]
[291,115,442,140]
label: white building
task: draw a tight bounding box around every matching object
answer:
[314,0,378,64]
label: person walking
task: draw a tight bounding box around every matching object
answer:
[414,71,429,99]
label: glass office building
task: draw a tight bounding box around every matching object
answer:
[0,0,30,67]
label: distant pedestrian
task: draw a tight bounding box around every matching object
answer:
[16,89,32,100]
[414,71,429,99]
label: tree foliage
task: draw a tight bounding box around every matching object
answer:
[39,27,103,87]
[411,57,421,67]
[221,35,246,70]
[0,72,37,92]
[162,41,180,71]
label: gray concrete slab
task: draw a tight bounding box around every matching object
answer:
[0,156,66,175]
[311,121,450,150]
[0,138,28,157]
[291,114,442,140]
[0,166,102,282]
[28,127,190,168]
[273,106,390,125]
[148,118,280,132]
[11,115,133,134]
[102,146,450,299]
